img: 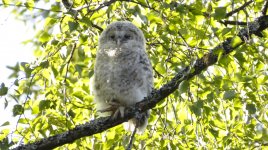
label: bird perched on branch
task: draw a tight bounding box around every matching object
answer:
[93,21,153,133]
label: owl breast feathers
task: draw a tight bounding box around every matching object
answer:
[93,21,153,133]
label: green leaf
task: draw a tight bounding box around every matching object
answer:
[223,90,236,100]
[40,60,49,68]
[207,92,214,102]
[79,34,88,44]
[221,28,232,36]
[73,91,85,100]
[0,83,8,96]
[209,128,219,138]
[195,100,203,108]
[39,100,51,111]
[51,39,59,45]
[4,98,8,109]
[2,0,10,5]
[20,62,33,78]
[234,52,246,64]
[18,118,28,124]
[213,7,226,20]
[14,79,19,86]
[246,104,256,114]
[189,105,201,116]
[7,63,20,78]
[189,7,203,15]
[44,17,57,27]
[147,12,163,24]
[75,64,86,76]
[25,0,34,9]
[51,4,61,12]
[179,80,189,93]
[13,104,24,116]
[88,70,94,78]
[1,121,10,127]
[155,63,166,74]
[39,32,51,43]
[68,21,79,32]
[68,109,76,118]
[231,36,242,47]
[51,65,58,77]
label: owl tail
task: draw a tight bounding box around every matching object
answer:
[124,110,150,134]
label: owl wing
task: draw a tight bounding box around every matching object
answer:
[127,50,153,133]
[138,51,153,94]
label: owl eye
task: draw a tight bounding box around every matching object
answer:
[110,35,115,40]
[124,34,131,40]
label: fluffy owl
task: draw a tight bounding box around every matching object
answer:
[93,21,153,133]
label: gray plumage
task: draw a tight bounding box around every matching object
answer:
[93,21,153,133]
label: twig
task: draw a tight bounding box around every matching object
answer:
[178,31,189,48]
[153,67,164,78]
[63,43,76,127]
[92,24,103,32]
[13,73,37,142]
[150,42,211,51]
[65,44,77,69]
[219,20,247,26]
[123,0,160,13]
[225,0,254,18]
[84,0,118,16]
[262,0,268,16]
[126,126,137,150]
[62,0,78,18]
[0,3,62,12]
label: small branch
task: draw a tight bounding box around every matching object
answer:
[150,42,211,51]
[65,44,77,71]
[62,0,78,18]
[262,0,268,16]
[63,43,76,127]
[219,20,247,26]
[0,3,62,12]
[123,0,160,13]
[61,0,118,17]
[225,0,254,18]
[126,126,137,150]
[13,15,268,150]
[178,31,189,48]
[87,0,118,12]
[153,67,164,78]
[92,24,103,32]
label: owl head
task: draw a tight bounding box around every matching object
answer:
[98,21,145,50]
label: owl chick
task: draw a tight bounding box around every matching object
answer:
[93,21,153,133]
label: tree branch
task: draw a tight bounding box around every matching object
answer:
[0,3,62,12]
[61,0,118,15]
[13,15,268,150]
[225,0,254,18]
[262,0,268,16]
[219,20,247,26]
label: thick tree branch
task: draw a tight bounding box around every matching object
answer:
[13,15,268,150]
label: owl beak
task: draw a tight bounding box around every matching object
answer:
[116,39,121,45]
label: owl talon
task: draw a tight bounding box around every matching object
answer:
[98,100,125,119]
[112,106,125,119]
